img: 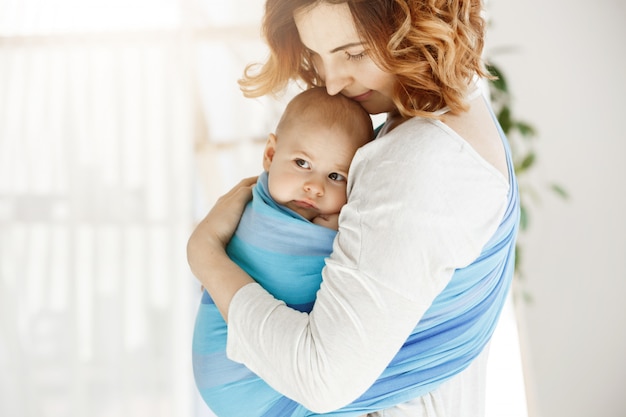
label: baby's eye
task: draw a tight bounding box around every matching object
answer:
[295,159,310,169]
[328,172,346,181]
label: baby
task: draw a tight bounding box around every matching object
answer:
[192,87,374,417]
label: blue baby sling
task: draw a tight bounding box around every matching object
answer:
[193,138,519,416]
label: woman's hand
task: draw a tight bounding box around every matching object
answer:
[312,213,340,230]
[190,176,258,250]
[187,176,258,321]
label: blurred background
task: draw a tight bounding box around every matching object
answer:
[486,1,626,416]
[0,1,624,417]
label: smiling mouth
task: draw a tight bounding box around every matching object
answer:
[350,90,372,102]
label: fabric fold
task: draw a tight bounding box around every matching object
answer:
[193,124,519,416]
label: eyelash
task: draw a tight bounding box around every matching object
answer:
[295,159,310,169]
[345,51,366,61]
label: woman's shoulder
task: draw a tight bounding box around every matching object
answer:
[346,115,509,238]
[355,116,508,189]
[357,117,476,173]
[338,115,510,303]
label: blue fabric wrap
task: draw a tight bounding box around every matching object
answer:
[192,171,337,416]
[193,133,520,416]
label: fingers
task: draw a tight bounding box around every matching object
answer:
[193,175,259,247]
[233,175,258,199]
[239,176,258,186]
[219,176,258,201]
[312,213,340,231]
[207,176,258,221]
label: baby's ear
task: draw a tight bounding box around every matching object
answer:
[262,133,277,171]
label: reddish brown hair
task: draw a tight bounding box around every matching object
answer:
[239,0,490,117]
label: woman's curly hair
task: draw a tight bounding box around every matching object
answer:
[239,0,490,118]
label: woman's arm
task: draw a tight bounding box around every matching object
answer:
[219,122,509,413]
[186,176,257,321]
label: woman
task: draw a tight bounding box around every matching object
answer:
[187,1,519,416]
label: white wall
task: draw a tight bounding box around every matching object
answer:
[487,1,626,416]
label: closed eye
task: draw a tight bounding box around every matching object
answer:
[345,51,366,61]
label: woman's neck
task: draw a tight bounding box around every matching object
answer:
[378,111,406,137]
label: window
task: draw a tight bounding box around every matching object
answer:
[0,2,281,416]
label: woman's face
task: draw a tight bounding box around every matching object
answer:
[294,2,397,115]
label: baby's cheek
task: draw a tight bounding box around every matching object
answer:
[329,191,348,213]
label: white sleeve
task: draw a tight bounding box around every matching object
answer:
[226,121,509,413]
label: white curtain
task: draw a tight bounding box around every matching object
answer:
[0,36,195,417]
[0,2,284,417]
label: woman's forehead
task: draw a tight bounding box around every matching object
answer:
[294,2,361,53]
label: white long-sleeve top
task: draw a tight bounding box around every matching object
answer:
[226,114,510,415]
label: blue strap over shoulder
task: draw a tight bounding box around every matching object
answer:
[193,128,520,416]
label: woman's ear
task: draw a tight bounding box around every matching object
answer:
[262,133,277,172]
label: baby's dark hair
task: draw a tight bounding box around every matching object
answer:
[276,87,374,144]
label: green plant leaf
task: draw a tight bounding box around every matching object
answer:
[487,53,570,301]
[497,106,512,133]
[519,205,528,231]
[486,63,508,93]
[521,291,533,304]
[513,121,536,138]
[518,152,536,172]
[550,183,569,199]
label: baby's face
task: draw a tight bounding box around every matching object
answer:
[266,123,365,221]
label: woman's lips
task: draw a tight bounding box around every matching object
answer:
[350,90,373,102]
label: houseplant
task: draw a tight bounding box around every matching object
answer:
[486,62,568,302]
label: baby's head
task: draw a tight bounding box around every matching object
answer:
[263,87,373,221]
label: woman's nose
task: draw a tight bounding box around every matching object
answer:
[325,70,349,96]
[321,62,351,96]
